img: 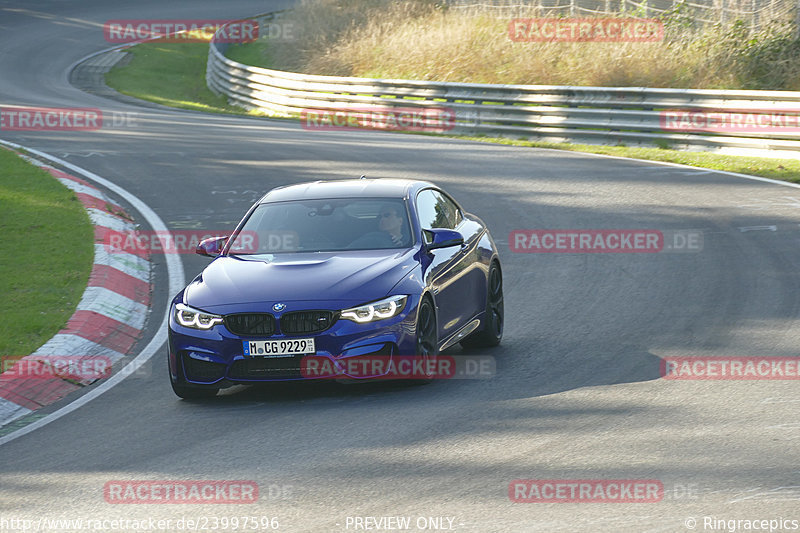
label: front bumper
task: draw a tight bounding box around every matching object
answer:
[168,296,420,385]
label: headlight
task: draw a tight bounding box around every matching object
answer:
[175,303,223,330]
[341,295,407,323]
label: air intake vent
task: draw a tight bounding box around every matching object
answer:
[182,353,226,382]
[223,313,276,336]
[280,310,337,335]
[229,356,303,379]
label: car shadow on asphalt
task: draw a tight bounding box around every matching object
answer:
[177,337,666,407]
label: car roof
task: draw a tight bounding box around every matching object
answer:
[258,178,437,203]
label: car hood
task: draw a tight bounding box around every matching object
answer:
[184,249,417,311]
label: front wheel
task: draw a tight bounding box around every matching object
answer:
[461,261,503,349]
[413,296,439,384]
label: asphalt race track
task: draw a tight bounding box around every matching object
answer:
[1,1,799,531]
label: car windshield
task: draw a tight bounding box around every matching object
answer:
[227,197,413,254]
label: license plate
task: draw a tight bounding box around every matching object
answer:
[243,338,315,357]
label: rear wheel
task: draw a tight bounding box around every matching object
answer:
[461,261,503,349]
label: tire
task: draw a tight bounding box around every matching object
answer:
[169,358,219,399]
[413,296,439,384]
[461,261,503,349]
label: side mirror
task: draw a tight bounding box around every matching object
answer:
[196,236,228,257]
[424,229,464,251]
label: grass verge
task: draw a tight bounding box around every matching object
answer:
[455,137,800,183]
[232,0,800,90]
[105,41,255,115]
[0,148,94,368]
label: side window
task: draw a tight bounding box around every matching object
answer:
[416,189,461,231]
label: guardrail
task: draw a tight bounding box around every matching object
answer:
[207,12,800,156]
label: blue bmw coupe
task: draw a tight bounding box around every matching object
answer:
[168,178,502,398]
